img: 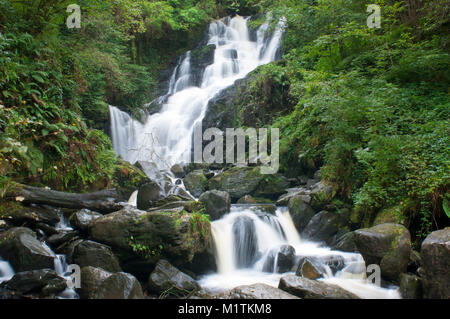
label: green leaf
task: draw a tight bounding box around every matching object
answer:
[443,198,450,219]
[32,74,45,83]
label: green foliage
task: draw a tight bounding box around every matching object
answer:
[189,209,210,241]
[128,235,163,260]
[264,0,450,241]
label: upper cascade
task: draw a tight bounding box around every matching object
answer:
[109,15,285,169]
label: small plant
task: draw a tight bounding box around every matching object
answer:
[128,235,163,260]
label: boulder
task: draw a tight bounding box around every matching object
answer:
[136,181,164,210]
[148,259,200,298]
[278,275,359,299]
[262,245,296,273]
[224,283,299,299]
[287,195,315,231]
[0,227,55,272]
[4,202,61,227]
[297,258,325,279]
[399,273,422,299]
[198,190,231,220]
[72,240,121,273]
[302,211,343,245]
[170,164,185,178]
[331,232,358,253]
[89,207,210,276]
[309,181,335,210]
[2,269,66,296]
[276,187,310,206]
[208,166,288,201]
[78,266,143,299]
[354,223,411,282]
[69,209,103,231]
[420,228,450,299]
[296,255,345,277]
[46,230,79,248]
[183,171,208,198]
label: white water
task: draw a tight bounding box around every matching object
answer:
[0,259,14,283]
[199,206,401,299]
[109,15,285,169]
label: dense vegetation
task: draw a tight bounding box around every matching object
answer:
[0,0,448,243]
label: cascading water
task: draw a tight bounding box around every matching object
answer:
[109,15,285,169]
[199,206,401,299]
[0,259,14,284]
[108,15,401,299]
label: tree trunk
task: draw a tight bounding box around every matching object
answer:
[4,183,123,214]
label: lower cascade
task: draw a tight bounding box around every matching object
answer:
[199,206,401,299]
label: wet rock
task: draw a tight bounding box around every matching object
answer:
[2,269,66,296]
[420,228,450,299]
[136,181,164,210]
[354,223,411,282]
[79,266,143,299]
[0,227,55,272]
[297,258,325,279]
[190,44,216,86]
[279,275,359,299]
[277,245,296,273]
[148,259,200,298]
[331,232,359,253]
[170,164,185,178]
[199,190,231,221]
[302,211,343,245]
[208,166,288,201]
[399,273,422,299]
[69,209,103,231]
[72,240,121,273]
[263,245,296,273]
[288,195,315,231]
[184,170,208,198]
[224,283,299,299]
[47,231,79,249]
[296,255,346,277]
[276,187,310,206]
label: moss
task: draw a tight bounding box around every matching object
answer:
[112,159,149,199]
[0,200,23,219]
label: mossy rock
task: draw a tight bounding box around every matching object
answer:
[112,159,150,200]
[354,223,412,282]
[373,206,406,226]
[183,170,208,198]
[88,207,211,277]
[208,166,288,201]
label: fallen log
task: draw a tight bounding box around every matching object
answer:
[4,183,124,214]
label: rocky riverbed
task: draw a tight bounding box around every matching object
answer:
[0,163,448,299]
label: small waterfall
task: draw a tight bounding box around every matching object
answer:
[109,15,285,169]
[199,206,401,299]
[54,255,79,299]
[0,259,14,283]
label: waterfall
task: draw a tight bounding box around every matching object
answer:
[199,206,401,299]
[109,15,285,169]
